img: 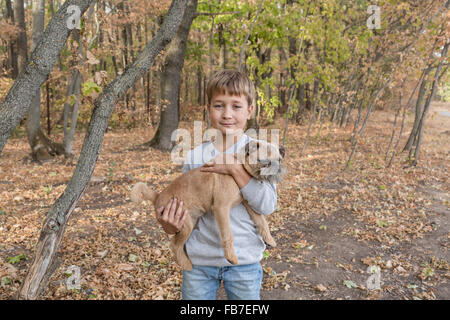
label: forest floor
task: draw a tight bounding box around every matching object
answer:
[0,101,448,300]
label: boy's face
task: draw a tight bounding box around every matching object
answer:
[208,92,254,137]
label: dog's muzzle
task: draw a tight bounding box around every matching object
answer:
[260,161,280,176]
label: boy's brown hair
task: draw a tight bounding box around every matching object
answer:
[206,69,256,108]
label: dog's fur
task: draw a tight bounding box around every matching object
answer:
[130,140,285,270]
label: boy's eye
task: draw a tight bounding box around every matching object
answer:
[214,104,223,108]
[233,105,242,109]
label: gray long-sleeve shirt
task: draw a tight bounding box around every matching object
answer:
[182,134,277,267]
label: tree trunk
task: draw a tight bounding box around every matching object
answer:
[278,47,287,112]
[387,68,427,167]
[0,0,96,156]
[238,0,264,72]
[17,0,189,300]
[218,22,227,69]
[26,0,51,161]
[197,66,202,105]
[146,0,198,151]
[403,65,433,152]
[13,0,27,73]
[301,78,320,156]
[412,42,449,166]
[5,0,18,78]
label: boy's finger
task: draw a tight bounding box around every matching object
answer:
[175,201,183,219]
[168,198,177,221]
[156,207,164,217]
[178,209,188,227]
[161,199,173,219]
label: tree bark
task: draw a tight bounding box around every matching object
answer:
[5,0,18,78]
[17,0,189,300]
[26,0,52,161]
[403,64,433,152]
[386,68,426,167]
[146,0,198,151]
[13,0,27,73]
[0,0,96,156]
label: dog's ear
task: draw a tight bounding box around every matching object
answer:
[279,145,286,159]
[244,142,251,155]
[245,141,259,154]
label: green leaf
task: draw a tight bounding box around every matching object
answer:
[421,266,434,279]
[0,208,6,215]
[128,254,138,263]
[262,250,271,259]
[43,185,52,195]
[7,254,28,264]
[343,280,357,289]
[82,81,101,97]
[376,220,388,227]
[1,277,12,286]
[378,185,386,190]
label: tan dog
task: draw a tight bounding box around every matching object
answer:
[130,140,285,270]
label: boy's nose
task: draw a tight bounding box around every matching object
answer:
[222,107,232,118]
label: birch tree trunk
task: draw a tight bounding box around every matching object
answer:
[17,0,189,300]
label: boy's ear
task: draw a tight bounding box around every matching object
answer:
[247,104,255,119]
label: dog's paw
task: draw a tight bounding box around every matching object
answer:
[265,237,277,248]
[225,252,239,265]
[180,259,193,271]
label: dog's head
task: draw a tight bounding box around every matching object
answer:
[237,140,286,184]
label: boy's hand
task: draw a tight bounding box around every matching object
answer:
[200,153,252,189]
[156,198,188,235]
[200,153,241,176]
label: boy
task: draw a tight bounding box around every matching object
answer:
[156,69,278,300]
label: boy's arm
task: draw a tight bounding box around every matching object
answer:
[182,150,193,173]
[231,165,277,216]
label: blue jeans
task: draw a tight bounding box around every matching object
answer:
[182,263,263,300]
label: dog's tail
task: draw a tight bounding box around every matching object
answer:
[130,182,157,204]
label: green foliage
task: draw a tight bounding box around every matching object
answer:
[343,280,358,289]
[7,254,28,264]
[82,81,101,97]
[108,161,116,182]
[438,82,450,102]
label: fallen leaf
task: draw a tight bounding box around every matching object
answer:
[315,284,327,292]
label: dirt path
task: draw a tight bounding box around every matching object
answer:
[0,101,448,300]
